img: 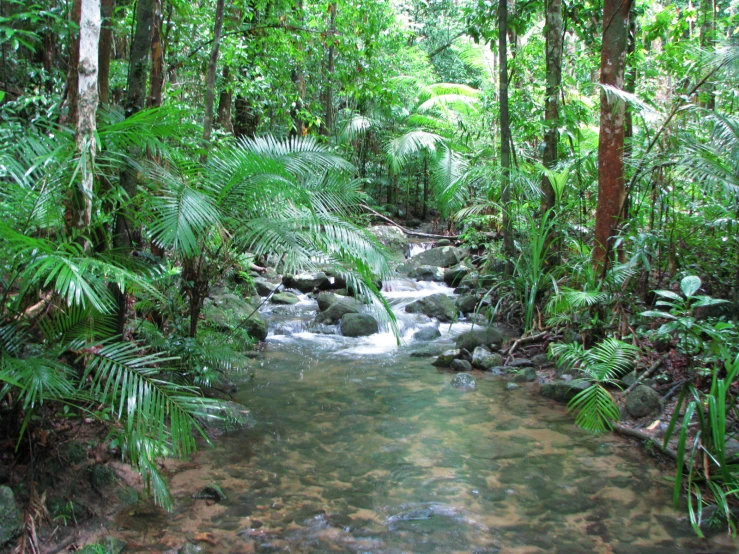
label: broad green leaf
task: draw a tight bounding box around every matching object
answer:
[641,310,678,320]
[680,275,701,298]
[654,290,683,301]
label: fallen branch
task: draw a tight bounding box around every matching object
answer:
[45,534,76,554]
[612,422,677,460]
[360,204,459,240]
[624,356,666,395]
[503,330,551,357]
[661,379,688,403]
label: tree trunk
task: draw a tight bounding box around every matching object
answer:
[201,0,226,163]
[148,0,164,108]
[98,0,113,104]
[290,0,307,137]
[699,0,716,109]
[217,67,233,133]
[541,0,562,212]
[63,0,83,125]
[113,0,155,334]
[321,3,337,137]
[66,0,101,241]
[499,0,514,274]
[593,0,632,272]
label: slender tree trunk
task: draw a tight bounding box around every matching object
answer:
[290,0,307,137]
[622,3,637,265]
[321,2,337,137]
[63,0,83,125]
[217,67,233,133]
[499,0,514,274]
[66,0,101,241]
[699,0,716,109]
[148,0,164,108]
[593,0,632,272]
[541,0,562,212]
[201,0,226,163]
[113,0,155,334]
[98,0,113,104]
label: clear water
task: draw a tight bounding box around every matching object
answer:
[115,283,737,553]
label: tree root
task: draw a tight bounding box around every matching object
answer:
[612,422,677,460]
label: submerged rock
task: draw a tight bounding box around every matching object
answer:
[284,272,331,293]
[626,385,661,418]
[315,299,360,325]
[512,367,538,383]
[539,380,589,403]
[270,292,300,305]
[340,313,379,337]
[408,265,446,282]
[472,347,503,370]
[432,349,460,367]
[412,326,441,341]
[450,359,472,372]
[455,327,503,351]
[451,373,476,388]
[405,293,456,322]
[193,484,227,502]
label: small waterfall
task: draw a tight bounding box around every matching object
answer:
[407,242,433,258]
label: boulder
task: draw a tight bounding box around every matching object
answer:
[340,313,379,337]
[407,246,464,268]
[455,327,503,351]
[412,326,441,341]
[626,385,661,418]
[270,292,300,305]
[540,380,590,403]
[471,348,503,370]
[368,225,409,260]
[436,239,451,247]
[432,349,460,367]
[316,292,338,311]
[0,486,21,546]
[253,277,278,296]
[324,269,347,290]
[405,293,456,322]
[444,263,471,287]
[455,294,478,314]
[284,272,331,293]
[408,265,446,282]
[451,373,476,388]
[450,359,473,372]
[512,367,538,383]
[315,299,360,325]
[203,296,268,341]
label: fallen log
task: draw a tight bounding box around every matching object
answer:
[612,422,677,460]
[360,204,460,240]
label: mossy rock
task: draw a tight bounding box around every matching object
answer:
[0,486,22,546]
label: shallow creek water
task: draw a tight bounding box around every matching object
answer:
[117,281,736,553]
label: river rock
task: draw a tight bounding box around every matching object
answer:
[450,359,473,372]
[410,344,448,358]
[340,313,379,337]
[203,295,268,341]
[472,348,503,370]
[193,484,227,502]
[531,353,550,367]
[284,272,331,293]
[451,373,476,388]
[270,292,300,305]
[508,358,533,368]
[512,367,538,383]
[324,269,347,290]
[455,294,478,314]
[432,349,460,367]
[436,239,451,247]
[0,486,20,546]
[316,292,338,311]
[413,326,441,341]
[315,299,360,325]
[408,246,464,268]
[626,385,661,418]
[368,225,409,259]
[455,327,503,351]
[408,265,446,282]
[444,263,472,286]
[254,277,278,296]
[405,293,456,322]
[540,380,590,403]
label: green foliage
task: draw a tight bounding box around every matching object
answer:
[551,338,640,433]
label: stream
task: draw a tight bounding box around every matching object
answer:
[116,279,736,553]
